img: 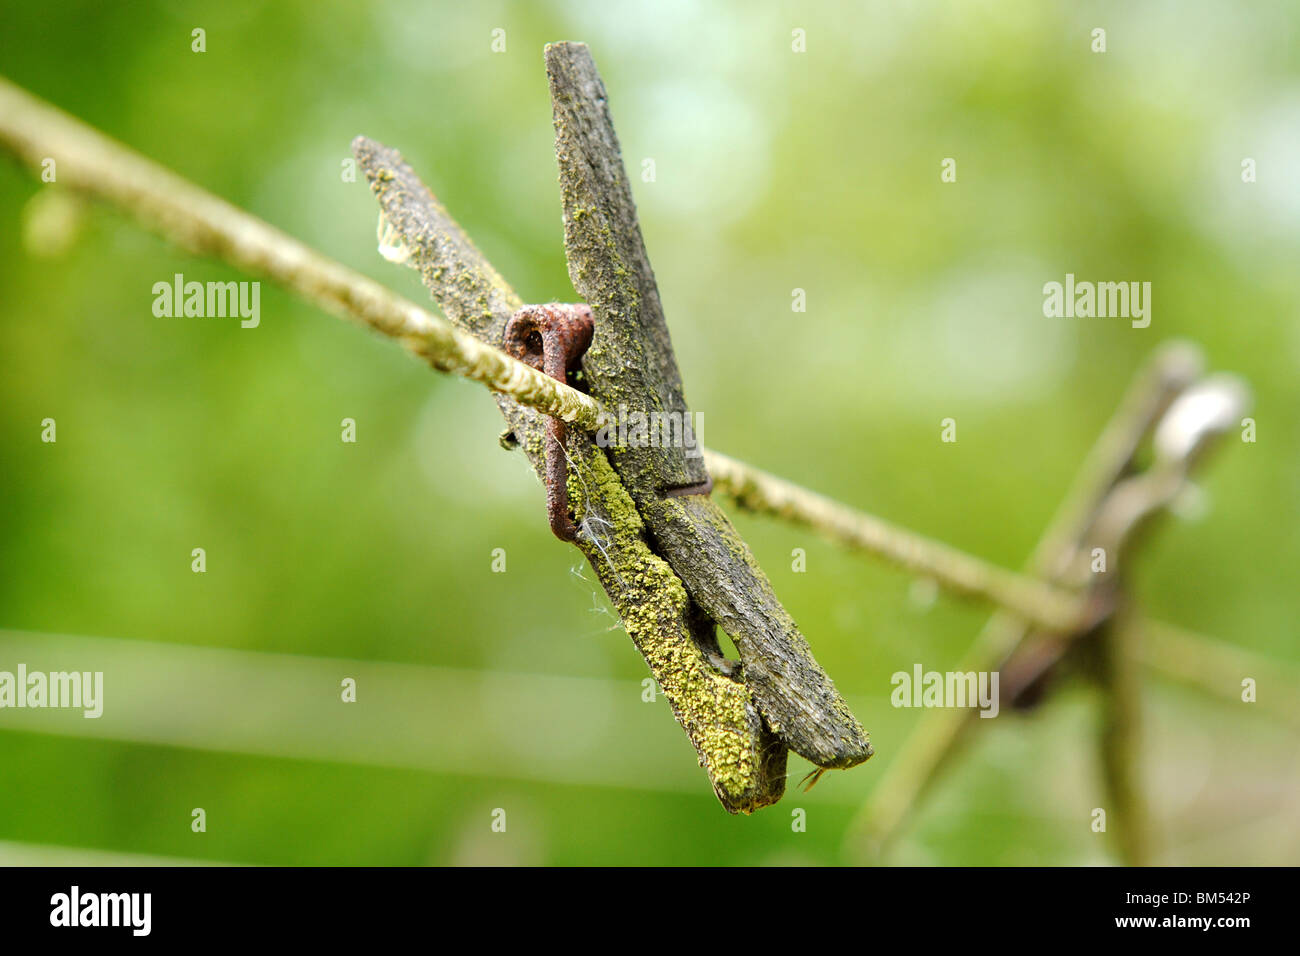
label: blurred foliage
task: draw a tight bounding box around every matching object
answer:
[1,0,1297,865]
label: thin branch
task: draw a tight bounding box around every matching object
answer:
[1,73,1279,813]
[1027,341,1205,575]
[0,73,1088,635]
[0,76,604,433]
[844,344,1234,861]
[706,449,1089,632]
[1095,604,1150,865]
[0,73,796,811]
[1080,374,1250,866]
[1141,619,1300,728]
[352,132,790,811]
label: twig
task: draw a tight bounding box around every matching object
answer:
[706,450,1089,632]
[1095,603,1150,864]
[1028,341,1205,576]
[0,74,1089,637]
[0,71,1275,817]
[0,77,604,433]
[0,71,793,812]
[1141,620,1300,727]
[844,343,1224,860]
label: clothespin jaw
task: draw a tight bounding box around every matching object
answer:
[545,41,873,773]
[1001,346,1252,707]
[855,342,1254,858]
[352,42,872,811]
[353,134,792,812]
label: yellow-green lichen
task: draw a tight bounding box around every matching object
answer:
[567,446,774,809]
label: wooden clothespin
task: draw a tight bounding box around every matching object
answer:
[544,43,873,771]
[856,342,1250,859]
[991,346,1249,863]
[999,346,1251,706]
[352,42,872,811]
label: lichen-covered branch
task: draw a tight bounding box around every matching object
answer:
[0,74,1104,639]
[0,76,603,433]
[0,71,1270,820]
[0,72,788,811]
[705,449,1089,633]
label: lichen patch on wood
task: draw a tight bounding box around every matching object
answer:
[353,134,785,812]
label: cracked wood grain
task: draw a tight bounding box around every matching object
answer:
[545,41,872,770]
[352,134,787,812]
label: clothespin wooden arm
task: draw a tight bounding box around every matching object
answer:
[1002,365,1252,704]
[546,41,873,773]
[352,135,788,813]
[851,342,1248,856]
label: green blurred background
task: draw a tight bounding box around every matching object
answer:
[1,1,1297,865]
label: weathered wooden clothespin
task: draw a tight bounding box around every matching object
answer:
[353,42,872,811]
[856,342,1250,859]
[999,347,1251,705]
[990,346,1249,864]
[544,43,873,771]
